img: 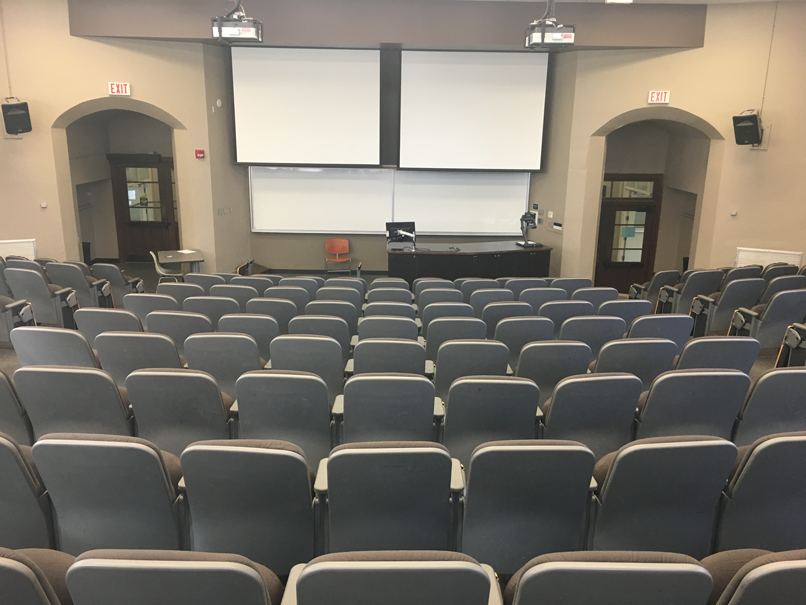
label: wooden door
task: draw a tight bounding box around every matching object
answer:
[109,154,179,262]
[594,175,663,293]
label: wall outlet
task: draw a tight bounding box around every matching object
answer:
[532,203,539,210]
[551,221,563,232]
[547,211,554,219]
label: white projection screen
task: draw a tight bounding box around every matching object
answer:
[232,48,381,165]
[399,51,549,171]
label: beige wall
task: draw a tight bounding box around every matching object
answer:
[604,122,669,175]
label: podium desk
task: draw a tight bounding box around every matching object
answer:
[387,241,551,285]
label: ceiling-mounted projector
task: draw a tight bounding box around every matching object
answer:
[525,0,575,49]
[212,2,263,44]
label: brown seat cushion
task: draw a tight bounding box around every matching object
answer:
[47,283,63,295]
[700,549,771,605]
[17,548,77,605]
[713,549,806,605]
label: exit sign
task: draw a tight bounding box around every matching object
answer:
[108,82,131,96]
[648,91,670,104]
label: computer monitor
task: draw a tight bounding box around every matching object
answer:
[386,221,416,244]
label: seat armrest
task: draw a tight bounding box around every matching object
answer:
[737,307,760,319]
[280,564,306,605]
[331,395,344,418]
[5,299,29,314]
[434,397,445,419]
[450,458,465,493]
[535,406,544,421]
[696,294,715,305]
[177,477,186,494]
[344,359,354,375]
[229,400,238,415]
[482,564,504,605]
[314,460,328,495]
[418,336,425,346]
[589,477,598,492]
[425,359,435,377]
[349,334,358,348]
[53,287,72,298]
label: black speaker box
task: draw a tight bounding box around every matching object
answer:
[732,110,762,146]
[2,102,32,135]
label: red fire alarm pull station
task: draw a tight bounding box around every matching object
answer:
[195,149,205,159]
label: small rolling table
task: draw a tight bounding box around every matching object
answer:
[158,249,204,273]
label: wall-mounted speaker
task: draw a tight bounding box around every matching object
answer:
[732,109,762,146]
[2,102,32,135]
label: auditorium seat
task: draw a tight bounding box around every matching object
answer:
[74,308,142,348]
[418,287,464,311]
[315,442,457,552]
[502,278,547,299]
[91,263,143,307]
[14,366,133,440]
[269,335,344,405]
[757,274,806,305]
[290,316,350,366]
[264,286,310,314]
[424,317,486,362]
[7,259,52,282]
[285,550,497,605]
[362,301,416,320]
[247,297,298,334]
[183,272,226,293]
[590,436,736,558]
[598,299,653,331]
[213,272,240,283]
[299,275,328,289]
[504,550,712,605]
[0,370,32,445]
[0,433,53,549]
[469,288,514,318]
[279,277,319,300]
[558,316,626,361]
[305,300,358,337]
[461,440,595,575]
[761,263,799,282]
[11,327,99,368]
[516,340,590,405]
[95,331,183,387]
[715,432,806,552]
[0,546,75,605]
[571,286,619,311]
[209,284,259,312]
[369,277,409,291]
[46,262,111,308]
[626,314,694,352]
[356,316,419,341]
[690,279,766,336]
[674,336,760,373]
[5,269,78,328]
[629,269,680,307]
[539,373,642,459]
[366,288,414,305]
[550,277,593,297]
[720,266,764,289]
[236,370,333,468]
[442,376,539,467]
[460,279,499,304]
[701,549,806,605]
[519,287,567,311]
[634,369,750,440]
[733,367,806,446]
[730,289,806,348]
[481,301,532,339]
[657,270,724,315]
[349,339,426,375]
[31,434,183,554]
[0,295,34,345]
[185,332,264,399]
[421,303,475,340]
[182,295,241,328]
[495,316,554,372]
[325,277,366,301]
[433,340,508,401]
[414,279,455,308]
[337,374,436,443]
[219,314,279,361]
[145,310,213,356]
[316,287,362,314]
[126,369,233,455]
[122,292,179,323]
[592,338,678,389]
[66,550,283,605]
[231,275,276,293]
[180,440,314,574]
[155,282,205,308]
[539,300,595,338]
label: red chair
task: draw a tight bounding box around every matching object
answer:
[325,238,352,276]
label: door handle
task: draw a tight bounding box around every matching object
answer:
[162,218,171,230]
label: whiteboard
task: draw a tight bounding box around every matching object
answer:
[232,48,380,166]
[250,167,393,234]
[735,247,803,268]
[399,51,548,170]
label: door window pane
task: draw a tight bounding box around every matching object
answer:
[126,166,162,222]
[614,211,646,226]
[603,181,654,198]
[611,249,643,262]
[612,224,645,250]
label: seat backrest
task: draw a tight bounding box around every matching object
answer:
[494,316,555,370]
[0,546,72,605]
[636,369,751,440]
[358,316,419,341]
[45,262,93,307]
[7,259,48,281]
[11,326,98,368]
[75,308,142,347]
[183,272,226,293]
[627,314,694,352]
[538,300,593,337]
[209,284,259,312]
[469,288,514,318]
[710,550,806,605]
[673,270,725,312]
[32,434,182,555]
[126,369,231,456]
[716,432,806,552]
[761,263,799,282]
[598,299,653,330]
[758,275,806,304]
[122,293,179,324]
[367,288,413,305]
[0,370,32,445]
[433,340,509,400]
[279,278,319,300]
[326,238,349,255]
[180,440,314,575]
[316,287,363,313]
[145,310,213,356]
[5,269,61,325]
[754,289,806,348]
[326,442,453,551]
[269,335,344,406]
[231,275,276,293]
[506,551,712,605]
[734,367,806,446]
[218,314,279,361]
[213,272,239,283]
[182,296,242,328]
[721,265,763,290]
[325,278,365,299]
[462,441,596,574]
[571,287,619,310]
[592,436,737,558]
[66,549,282,605]
[293,551,491,605]
[155,283,205,308]
[353,339,426,375]
[418,288,464,310]
[460,279,500,303]
[246,297,298,334]
[594,338,678,389]
[559,316,626,362]
[95,331,182,386]
[710,279,767,332]
[184,332,262,398]
[504,278,548,299]
[364,301,416,319]
[342,374,434,442]
[550,278,593,297]
[289,315,350,365]
[306,300,359,336]
[236,370,332,467]
[414,280,455,307]
[369,278,409,290]
[516,341,591,406]
[425,316,487,361]
[90,263,127,287]
[543,373,643,459]
[480,301,533,339]
[519,287,567,311]
[421,303,475,339]
[443,376,539,466]
[0,432,52,549]
[264,286,310,314]
[675,336,760,373]
[14,366,131,440]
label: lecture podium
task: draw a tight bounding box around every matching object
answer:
[387,241,551,284]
